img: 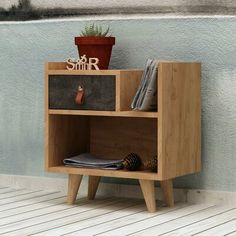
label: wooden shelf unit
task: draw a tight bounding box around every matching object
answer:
[45,61,201,212]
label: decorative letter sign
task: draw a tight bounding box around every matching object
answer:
[66,55,100,71]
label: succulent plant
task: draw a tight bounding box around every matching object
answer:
[80,23,111,37]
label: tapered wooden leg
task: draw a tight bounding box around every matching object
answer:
[67,174,83,204]
[160,179,174,207]
[139,179,156,212]
[88,176,101,200]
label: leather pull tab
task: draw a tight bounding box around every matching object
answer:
[75,85,85,105]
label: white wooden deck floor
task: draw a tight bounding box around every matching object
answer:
[0,186,235,236]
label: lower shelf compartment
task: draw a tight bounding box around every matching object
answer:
[48,166,160,180]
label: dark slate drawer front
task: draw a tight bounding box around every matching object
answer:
[49,75,116,111]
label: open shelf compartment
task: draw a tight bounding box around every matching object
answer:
[45,114,159,180]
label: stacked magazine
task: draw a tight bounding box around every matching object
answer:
[63,153,123,170]
[131,59,158,111]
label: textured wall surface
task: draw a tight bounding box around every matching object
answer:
[2,0,236,9]
[1,0,236,15]
[0,17,236,191]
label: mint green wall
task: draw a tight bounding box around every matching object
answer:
[0,17,236,191]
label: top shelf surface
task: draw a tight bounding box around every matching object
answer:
[46,69,144,76]
[45,61,200,74]
[46,62,143,75]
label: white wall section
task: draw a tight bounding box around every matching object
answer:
[0,17,236,192]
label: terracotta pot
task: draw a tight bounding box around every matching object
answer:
[74,36,115,70]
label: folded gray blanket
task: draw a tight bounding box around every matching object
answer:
[63,153,123,170]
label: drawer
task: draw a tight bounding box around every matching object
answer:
[49,75,116,111]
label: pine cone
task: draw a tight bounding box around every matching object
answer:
[122,153,142,171]
[144,156,158,172]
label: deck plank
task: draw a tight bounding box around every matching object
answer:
[34,202,148,236]
[195,218,236,236]
[0,187,235,236]
[162,206,236,236]
[0,190,58,205]
[227,231,236,236]
[130,206,236,236]
[0,199,136,235]
[64,203,187,236]
[0,187,23,194]
[96,204,215,236]
[0,196,67,219]
[0,192,65,212]
[0,197,90,226]
[0,189,40,200]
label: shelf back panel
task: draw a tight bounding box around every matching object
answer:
[90,116,157,164]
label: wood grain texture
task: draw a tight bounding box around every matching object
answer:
[119,70,143,111]
[49,109,158,118]
[67,174,83,204]
[160,179,174,207]
[47,62,120,75]
[44,64,49,170]
[46,115,90,169]
[45,61,201,210]
[157,62,201,180]
[90,116,157,162]
[88,176,101,200]
[49,166,159,180]
[139,179,156,212]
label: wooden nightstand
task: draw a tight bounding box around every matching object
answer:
[44,61,201,212]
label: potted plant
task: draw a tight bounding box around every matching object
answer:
[75,24,115,70]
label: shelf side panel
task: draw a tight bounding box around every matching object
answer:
[158,62,201,180]
[45,115,90,169]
